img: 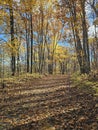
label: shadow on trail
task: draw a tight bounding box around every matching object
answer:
[9,87,98,130]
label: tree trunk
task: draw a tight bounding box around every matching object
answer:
[10,6,16,76]
[25,14,30,73]
[81,1,90,74]
[30,14,33,73]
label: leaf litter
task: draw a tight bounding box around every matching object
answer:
[0,75,98,130]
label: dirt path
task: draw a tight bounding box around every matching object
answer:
[0,75,98,130]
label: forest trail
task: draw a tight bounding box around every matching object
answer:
[0,75,98,130]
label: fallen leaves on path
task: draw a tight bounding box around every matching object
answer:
[0,75,98,130]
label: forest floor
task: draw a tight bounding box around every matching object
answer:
[0,74,98,130]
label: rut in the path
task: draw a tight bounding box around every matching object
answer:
[0,75,98,130]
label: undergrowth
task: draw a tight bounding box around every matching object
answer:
[71,72,98,95]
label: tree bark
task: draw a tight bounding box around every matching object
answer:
[30,14,33,73]
[10,6,16,76]
[80,0,90,73]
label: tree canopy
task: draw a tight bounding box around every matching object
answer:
[0,0,98,76]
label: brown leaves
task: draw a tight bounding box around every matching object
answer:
[0,75,98,129]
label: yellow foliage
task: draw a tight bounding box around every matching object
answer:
[54,45,68,62]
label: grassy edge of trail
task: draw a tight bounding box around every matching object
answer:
[0,73,43,86]
[71,72,98,96]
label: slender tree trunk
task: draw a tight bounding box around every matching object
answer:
[40,5,44,74]
[48,49,53,74]
[94,25,98,68]
[17,53,19,75]
[25,13,30,73]
[10,6,16,76]
[30,14,33,73]
[26,23,29,73]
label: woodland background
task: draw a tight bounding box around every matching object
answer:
[0,0,98,78]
